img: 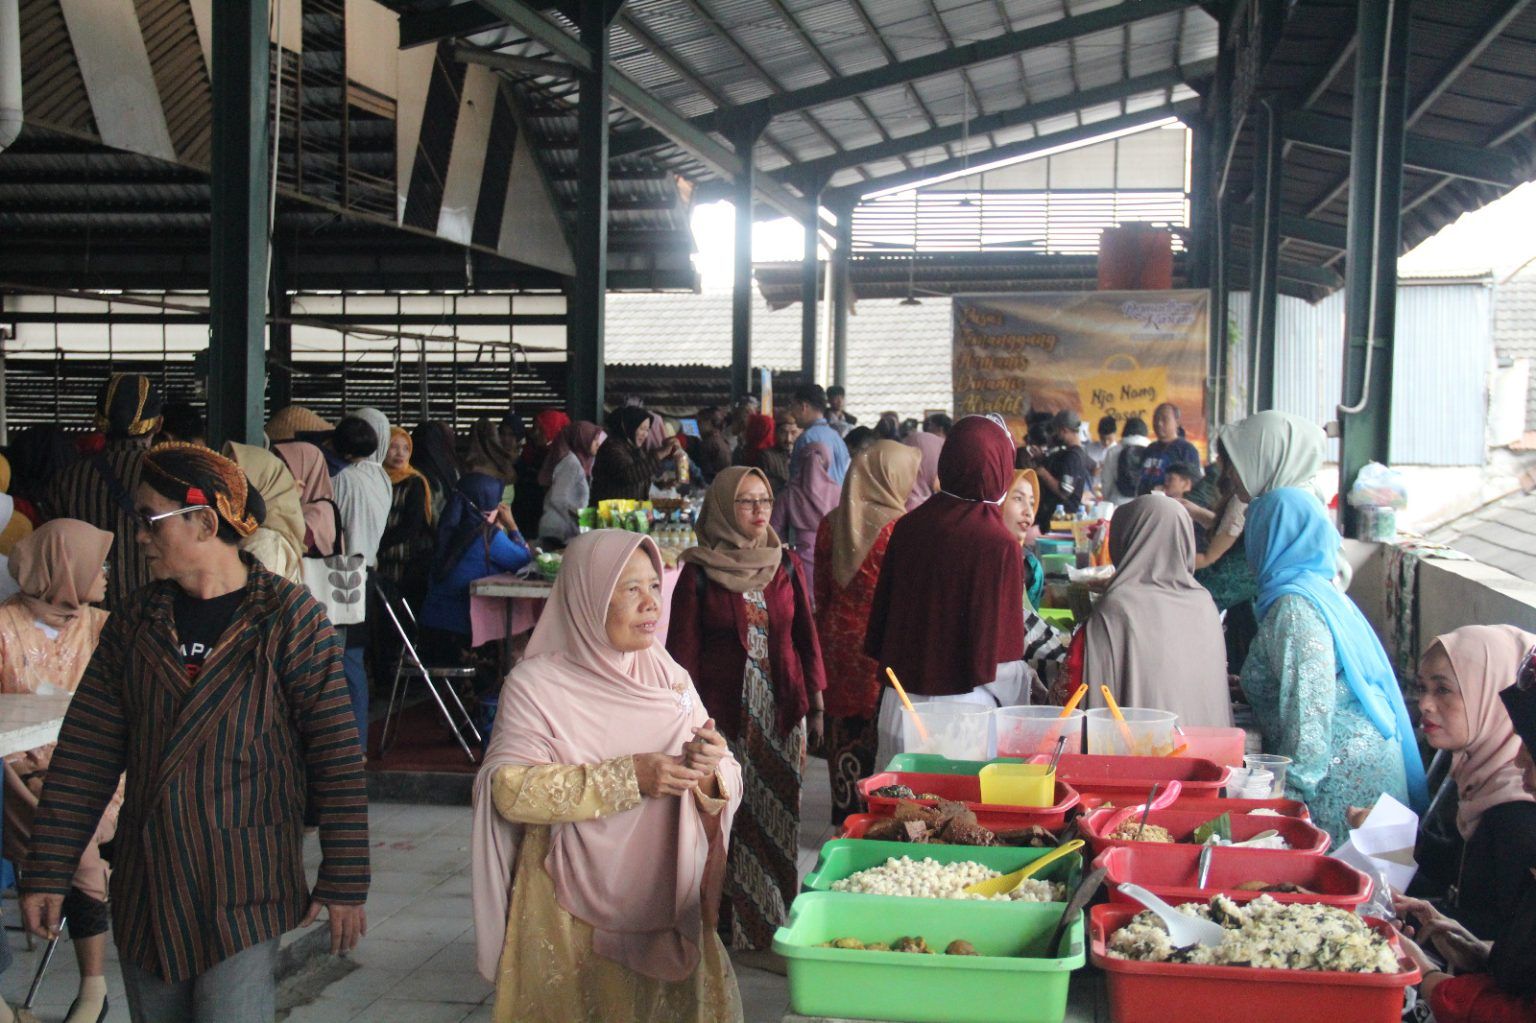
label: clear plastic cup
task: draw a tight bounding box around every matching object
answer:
[993,706,1086,758]
[1244,754,1292,797]
[1085,707,1179,756]
[900,703,991,760]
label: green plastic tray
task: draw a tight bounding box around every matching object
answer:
[803,838,1083,897]
[774,892,1085,1023]
[883,753,1026,775]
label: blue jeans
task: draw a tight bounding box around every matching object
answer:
[120,938,278,1022]
[343,640,369,755]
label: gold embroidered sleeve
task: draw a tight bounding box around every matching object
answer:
[491,756,642,825]
[691,771,730,816]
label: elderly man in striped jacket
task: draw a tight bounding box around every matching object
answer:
[21,443,369,1023]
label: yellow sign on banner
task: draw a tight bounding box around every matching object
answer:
[1077,355,1168,426]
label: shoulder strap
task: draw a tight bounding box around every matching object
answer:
[90,453,139,520]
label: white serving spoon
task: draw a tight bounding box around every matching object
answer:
[1114,883,1226,949]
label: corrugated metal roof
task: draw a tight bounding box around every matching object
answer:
[1434,489,1536,582]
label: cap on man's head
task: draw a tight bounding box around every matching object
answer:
[1051,409,1082,433]
[95,373,164,438]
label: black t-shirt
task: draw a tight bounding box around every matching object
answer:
[1037,445,1095,526]
[174,587,248,681]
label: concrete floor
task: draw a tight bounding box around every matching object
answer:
[1,759,1109,1022]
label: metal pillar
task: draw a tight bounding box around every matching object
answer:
[566,0,611,423]
[800,181,824,385]
[207,0,271,446]
[730,122,763,404]
[830,199,854,390]
[268,243,292,410]
[1339,0,1409,536]
[1206,26,1234,430]
[1248,99,1282,413]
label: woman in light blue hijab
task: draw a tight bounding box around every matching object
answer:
[1241,488,1428,846]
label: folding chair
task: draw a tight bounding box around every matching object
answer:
[374,583,482,764]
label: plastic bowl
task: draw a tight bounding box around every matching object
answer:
[1094,844,1373,908]
[1179,726,1248,768]
[883,754,1024,775]
[775,892,1085,1023]
[1086,707,1178,756]
[994,706,1085,758]
[1167,795,1312,821]
[1078,806,1332,856]
[859,771,1081,829]
[901,704,992,761]
[979,763,1056,808]
[1049,753,1231,805]
[1089,904,1418,1023]
[839,812,1068,845]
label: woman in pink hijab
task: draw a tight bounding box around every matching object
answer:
[903,430,944,509]
[769,440,841,598]
[1400,625,1536,942]
[471,530,744,1022]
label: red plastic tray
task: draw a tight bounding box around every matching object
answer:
[1094,845,1372,908]
[1079,807,1331,856]
[839,812,1067,844]
[1049,753,1230,805]
[1089,904,1419,1023]
[858,771,1080,829]
[1079,794,1313,821]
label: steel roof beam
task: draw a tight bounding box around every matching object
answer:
[469,0,818,225]
[1224,201,1347,249]
[825,102,1197,204]
[1285,110,1524,188]
[710,0,1196,132]
[779,62,1212,187]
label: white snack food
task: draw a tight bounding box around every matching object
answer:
[1106,894,1400,973]
[829,856,1066,902]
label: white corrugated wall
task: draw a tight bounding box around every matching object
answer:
[1228,281,1490,466]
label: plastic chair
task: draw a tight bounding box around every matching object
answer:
[374,582,482,763]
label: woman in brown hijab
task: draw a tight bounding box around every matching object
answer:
[0,520,120,1023]
[667,467,826,954]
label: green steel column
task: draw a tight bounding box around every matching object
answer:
[268,241,292,411]
[1340,0,1409,536]
[207,0,271,446]
[830,199,854,389]
[800,180,823,386]
[567,0,611,423]
[731,121,763,404]
[1207,24,1234,430]
[1248,99,1282,413]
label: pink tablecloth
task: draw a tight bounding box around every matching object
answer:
[469,565,682,648]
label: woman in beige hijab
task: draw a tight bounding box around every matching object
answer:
[1406,626,1536,941]
[224,441,306,583]
[0,520,121,1023]
[813,440,921,823]
[1083,496,1233,730]
[668,467,826,954]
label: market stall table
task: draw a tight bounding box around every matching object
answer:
[0,692,72,758]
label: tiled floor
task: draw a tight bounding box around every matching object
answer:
[0,762,1107,1022]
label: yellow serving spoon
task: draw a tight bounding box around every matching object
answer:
[961,840,1085,898]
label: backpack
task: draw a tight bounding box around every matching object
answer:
[1114,444,1149,497]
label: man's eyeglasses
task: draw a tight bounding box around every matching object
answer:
[137,505,210,531]
[734,498,775,512]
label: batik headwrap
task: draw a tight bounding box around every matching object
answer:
[143,442,262,538]
[93,373,163,437]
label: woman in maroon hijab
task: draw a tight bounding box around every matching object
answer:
[864,414,1026,766]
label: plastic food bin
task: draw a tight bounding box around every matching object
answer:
[1050,753,1230,804]
[901,703,992,760]
[994,706,1086,758]
[774,892,1085,1023]
[884,754,1023,775]
[1088,904,1418,1023]
[859,771,1081,829]
[1095,845,1372,908]
[1179,725,1248,767]
[1086,707,1179,756]
[1167,795,1311,821]
[803,838,1083,896]
[840,812,1068,845]
[1079,806,1331,856]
